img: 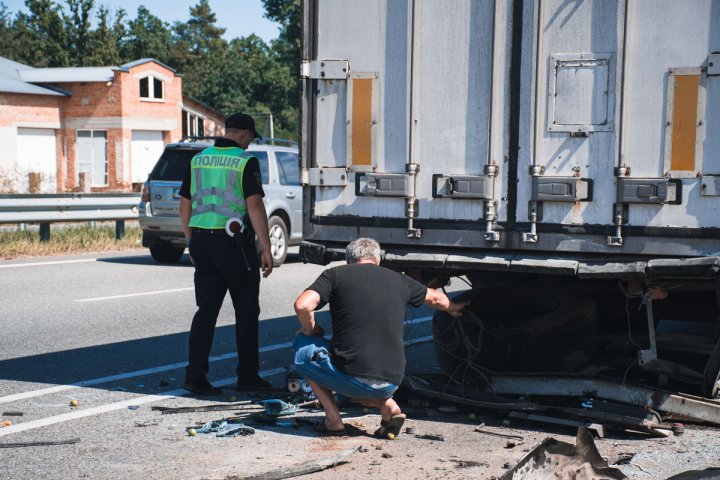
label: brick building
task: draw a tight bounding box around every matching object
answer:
[0,56,225,193]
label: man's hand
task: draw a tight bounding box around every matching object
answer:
[446,299,470,318]
[425,288,470,317]
[260,250,273,277]
[296,324,325,337]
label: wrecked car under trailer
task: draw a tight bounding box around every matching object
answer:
[299,0,720,399]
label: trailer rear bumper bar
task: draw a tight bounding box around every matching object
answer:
[299,241,720,284]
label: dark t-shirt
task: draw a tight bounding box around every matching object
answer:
[179,138,264,200]
[307,263,427,385]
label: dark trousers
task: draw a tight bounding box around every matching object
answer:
[186,230,260,382]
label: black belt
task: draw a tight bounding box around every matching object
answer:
[192,228,226,235]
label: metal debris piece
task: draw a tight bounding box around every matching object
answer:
[152,401,255,415]
[195,419,255,437]
[259,399,318,417]
[508,412,607,438]
[230,446,360,480]
[450,459,488,469]
[500,428,627,480]
[415,433,444,441]
[0,438,80,448]
[474,425,524,441]
[487,375,720,426]
[1,411,23,416]
[134,420,159,427]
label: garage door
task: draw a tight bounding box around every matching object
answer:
[17,128,57,193]
[131,131,164,183]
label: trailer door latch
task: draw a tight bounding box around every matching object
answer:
[355,172,412,197]
[432,174,493,200]
[531,176,593,202]
[617,178,681,204]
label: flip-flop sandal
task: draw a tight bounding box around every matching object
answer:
[374,414,406,438]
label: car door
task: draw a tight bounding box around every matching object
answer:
[275,150,302,241]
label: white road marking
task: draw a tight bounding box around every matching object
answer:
[0,334,434,437]
[75,287,195,302]
[0,259,97,269]
[0,316,433,404]
[0,367,286,437]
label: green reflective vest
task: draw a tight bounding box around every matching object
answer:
[188,146,252,229]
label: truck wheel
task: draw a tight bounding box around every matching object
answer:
[268,215,289,267]
[149,244,185,263]
[433,283,598,375]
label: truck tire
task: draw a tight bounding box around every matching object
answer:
[149,244,185,263]
[268,215,289,267]
[433,283,598,375]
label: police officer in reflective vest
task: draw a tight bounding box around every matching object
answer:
[179,112,274,395]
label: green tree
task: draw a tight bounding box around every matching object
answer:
[85,5,126,65]
[63,0,92,65]
[168,0,229,109]
[261,0,301,138]
[11,0,69,67]
[120,6,171,65]
[0,3,15,59]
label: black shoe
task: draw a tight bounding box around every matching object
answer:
[236,375,273,391]
[182,376,223,396]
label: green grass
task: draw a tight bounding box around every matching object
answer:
[0,223,144,259]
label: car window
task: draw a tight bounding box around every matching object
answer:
[247,151,269,184]
[150,149,200,181]
[276,152,300,186]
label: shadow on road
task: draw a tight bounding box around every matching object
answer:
[0,310,330,394]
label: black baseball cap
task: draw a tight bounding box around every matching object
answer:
[225,112,261,139]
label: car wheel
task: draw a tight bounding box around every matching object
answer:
[268,216,289,267]
[149,244,185,263]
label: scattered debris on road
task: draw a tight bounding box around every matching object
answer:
[0,438,80,449]
[500,427,627,479]
[226,446,360,480]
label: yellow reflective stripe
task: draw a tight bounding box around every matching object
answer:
[351,77,373,166]
[670,74,700,172]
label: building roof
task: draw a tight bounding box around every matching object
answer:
[19,66,116,83]
[118,58,179,75]
[0,57,66,96]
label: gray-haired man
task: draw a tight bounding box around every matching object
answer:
[293,238,467,436]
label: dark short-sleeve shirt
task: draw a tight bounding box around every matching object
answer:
[307,263,427,385]
[179,138,264,200]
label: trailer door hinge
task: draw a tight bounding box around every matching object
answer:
[304,167,347,187]
[617,178,681,204]
[531,176,593,202]
[355,172,412,197]
[432,174,493,200]
[300,60,350,79]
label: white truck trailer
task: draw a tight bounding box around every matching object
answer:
[299,0,720,397]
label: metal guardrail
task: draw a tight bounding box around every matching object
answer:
[0,193,141,240]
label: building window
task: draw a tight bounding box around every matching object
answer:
[182,110,206,137]
[140,75,163,100]
[77,130,107,186]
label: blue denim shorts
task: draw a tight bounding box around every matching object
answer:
[292,333,398,400]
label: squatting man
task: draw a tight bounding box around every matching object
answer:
[293,237,468,436]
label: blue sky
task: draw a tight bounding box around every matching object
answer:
[1,0,281,43]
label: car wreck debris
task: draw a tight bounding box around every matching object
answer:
[0,438,80,448]
[227,446,360,480]
[500,427,627,480]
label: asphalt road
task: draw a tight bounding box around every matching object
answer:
[0,247,446,479]
[4,249,720,480]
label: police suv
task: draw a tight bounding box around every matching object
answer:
[138,138,301,266]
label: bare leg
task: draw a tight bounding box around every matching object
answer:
[350,397,402,422]
[306,379,344,431]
